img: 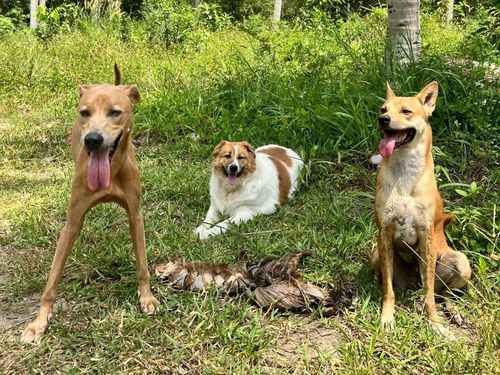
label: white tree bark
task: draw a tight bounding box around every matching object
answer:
[445,0,454,24]
[194,0,201,7]
[273,0,283,22]
[30,0,39,29]
[386,0,421,66]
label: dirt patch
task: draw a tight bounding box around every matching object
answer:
[262,317,346,370]
[0,273,40,332]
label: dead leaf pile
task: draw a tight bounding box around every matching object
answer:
[153,251,357,315]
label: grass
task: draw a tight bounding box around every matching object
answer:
[0,9,499,374]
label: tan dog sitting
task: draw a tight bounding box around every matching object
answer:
[21,65,157,343]
[370,81,472,337]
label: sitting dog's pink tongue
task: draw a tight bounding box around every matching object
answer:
[87,148,110,191]
[379,134,398,158]
[228,174,238,185]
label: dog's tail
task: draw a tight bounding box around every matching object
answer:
[443,213,455,228]
[114,63,121,85]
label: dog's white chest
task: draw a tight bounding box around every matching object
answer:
[377,151,429,246]
[381,197,420,246]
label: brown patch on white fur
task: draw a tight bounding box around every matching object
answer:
[259,147,293,167]
[267,156,291,206]
[212,140,256,179]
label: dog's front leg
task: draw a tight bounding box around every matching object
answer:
[417,227,453,338]
[203,207,255,238]
[378,228,396,330]
[21,194,89,343]
[125,200,157,315]
[195,201,220,240]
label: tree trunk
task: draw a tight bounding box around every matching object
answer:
[445,0,454,24]
[30,0,39,29]
[386,0,421,66]
[194,0,201,7]
[273,0,283,22]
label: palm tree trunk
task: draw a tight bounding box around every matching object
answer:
[30,0,39,29]
[445,0,454,24]
[386,0,421,66]
[273,0,283,22]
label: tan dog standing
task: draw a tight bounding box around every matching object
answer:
[370,81,471,337]
[21,65,157,343]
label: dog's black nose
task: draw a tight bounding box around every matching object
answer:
[378,115,391,128]
[229,164,238,173]
[84,132,104,151]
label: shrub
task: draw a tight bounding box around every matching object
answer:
[35,3,79,40]
[0,16,15,36]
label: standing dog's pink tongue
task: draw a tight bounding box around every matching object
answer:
[379,134,399,158]
[87,147,110,191]
[228,174,238,185]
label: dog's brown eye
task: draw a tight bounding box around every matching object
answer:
[79,109,91,117]
[402,109,412,115]
[224,154,231,159]
[380,108,387,114]
[238,156,245,160]
[108,110,122,117]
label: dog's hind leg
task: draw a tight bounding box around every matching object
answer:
[21,194,90,343]
[435,250,472,325]
[435,250,472,292]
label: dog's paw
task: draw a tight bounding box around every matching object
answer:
[194,225,210,240]
[138,292,158,315]
[381,314,395,331]
[21,320,48,343]
[429,320,456,340]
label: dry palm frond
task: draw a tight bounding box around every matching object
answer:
[252,280,326,310]
[153,251,357,314]
[248,251,312,285]
[154,258,254,292]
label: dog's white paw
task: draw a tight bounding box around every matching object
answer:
[429,320,456,340]
[21,320,48,343]
[195,225,210,240]
[381,314,395,332]
[138,291,158,315]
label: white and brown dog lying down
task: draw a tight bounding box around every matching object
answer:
[195,141,303,239]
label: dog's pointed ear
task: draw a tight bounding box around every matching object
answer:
[114,63,121,86]
[123,85,140,105]
[386,82,396,99]
[212,141,228,157]
[416,81,439,115]
[241,141,256,158]
[79,85,95,97]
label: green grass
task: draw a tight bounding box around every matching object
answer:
[0,10,499,374]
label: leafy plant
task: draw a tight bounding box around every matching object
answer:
[0,16,15,36]
[35,4,79,40]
